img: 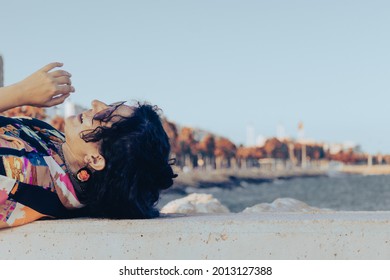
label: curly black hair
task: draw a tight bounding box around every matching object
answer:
[76,102,176,219]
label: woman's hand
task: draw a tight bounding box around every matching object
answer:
[17,62,75,107]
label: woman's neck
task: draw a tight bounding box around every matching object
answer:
[61,143,84,174]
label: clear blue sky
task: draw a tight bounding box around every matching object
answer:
[1,0,389,153]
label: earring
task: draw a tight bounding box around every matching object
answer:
[76,167,92,183]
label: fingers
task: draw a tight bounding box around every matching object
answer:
[40,62,64,72]
[46,93,71,107]
[55,84,75,95]
[54,76,72,85]
[49,69,72,78]
[49,70,73,94]
[49,69,73,96]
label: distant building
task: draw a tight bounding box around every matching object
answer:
[256,135,266,147]
[246,124,255,147]
[64,99,86,117]
[297,121,305,140]
[326,141,361,155]
[44,99,87,121]
[64,100,76,117]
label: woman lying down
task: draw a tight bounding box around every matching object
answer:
[0,62,176,228]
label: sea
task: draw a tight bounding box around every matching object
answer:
[157,174,390,212]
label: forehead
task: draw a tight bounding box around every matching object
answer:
[115,104,134,118]
[104,103,134,125]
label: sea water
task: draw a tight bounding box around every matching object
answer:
[158,174,390,212]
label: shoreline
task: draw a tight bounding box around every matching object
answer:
[168,164,390,192]
[340,164,390,175]
[168,167,329,192]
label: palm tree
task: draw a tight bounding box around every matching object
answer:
[236,146,265,168]
[214,137,237,169]
[263,138,289,159]
[177,127,199,169]
[197,134,216,169]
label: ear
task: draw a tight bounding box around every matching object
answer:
[84,153,106,171]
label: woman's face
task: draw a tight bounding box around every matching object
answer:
[64,100,134,164]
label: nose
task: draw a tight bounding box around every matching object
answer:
[91,100,108,112]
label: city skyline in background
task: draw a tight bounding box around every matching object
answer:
[1,1,390,153]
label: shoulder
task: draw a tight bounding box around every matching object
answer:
[14,117,64,142]
[0,115,23,127]
[0,116,65,152]
[0,116,57,131]
[15,117,59,132]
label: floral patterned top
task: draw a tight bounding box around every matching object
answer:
[0,116,84,229]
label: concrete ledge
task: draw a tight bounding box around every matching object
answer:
[1,212,390,259]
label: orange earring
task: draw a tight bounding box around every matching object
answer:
[76,167,92,182]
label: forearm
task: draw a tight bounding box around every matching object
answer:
[0,62,74,113]
[0,83,24,113]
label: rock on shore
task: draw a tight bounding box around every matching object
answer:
[160,193,230,214]
[161,193,332,214]
[242,197,333,213]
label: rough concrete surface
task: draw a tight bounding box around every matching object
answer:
[1,212,390,260]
